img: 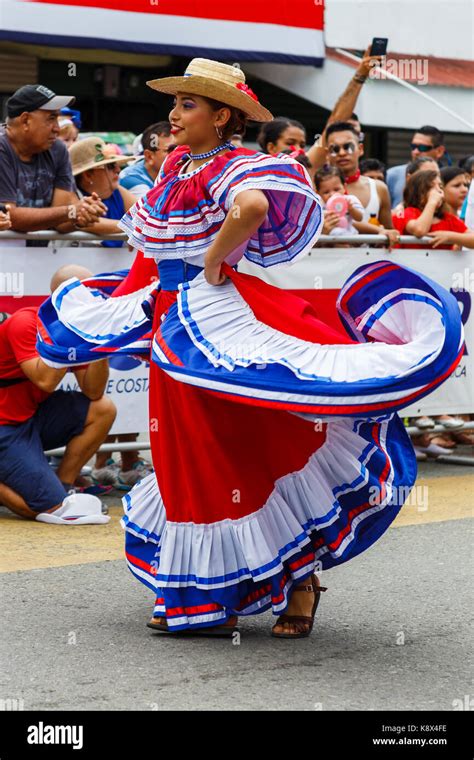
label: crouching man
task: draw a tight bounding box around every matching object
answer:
[0,265,116,524]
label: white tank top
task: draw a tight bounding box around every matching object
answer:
[361,176,380,222]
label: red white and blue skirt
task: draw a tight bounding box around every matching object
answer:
[37,257,464,630]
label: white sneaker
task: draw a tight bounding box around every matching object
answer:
[416,443,453,458]
[414,447,428,461]
[415,417,436,430]
[118,461,154,487]
[92,458,120,486]
[438,416,465,430]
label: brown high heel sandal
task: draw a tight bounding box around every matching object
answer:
[271,574,327,639]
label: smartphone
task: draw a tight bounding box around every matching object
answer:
[0,203,8,214]
[370,37,388,57]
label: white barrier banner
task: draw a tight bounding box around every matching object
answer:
[1,245,472,423]
[239,248,473,416]
[0,245,149,434]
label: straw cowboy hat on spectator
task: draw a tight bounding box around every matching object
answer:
[69,137,134,176]
[146,58,273,122]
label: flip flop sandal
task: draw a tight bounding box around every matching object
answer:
[271,575,327,639]
[147,617,239,638]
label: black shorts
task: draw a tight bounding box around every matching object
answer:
[0,390,91,512]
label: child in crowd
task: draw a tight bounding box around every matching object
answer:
[392,170,474,250]
[360,158,386,183]
[440,166,470,216]
[391,157,440,215]
[315,166,363,237]
[58,117,79,148]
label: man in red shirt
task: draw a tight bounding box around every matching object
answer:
[0,265,116,521]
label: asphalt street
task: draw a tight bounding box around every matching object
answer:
[1,458,473,711]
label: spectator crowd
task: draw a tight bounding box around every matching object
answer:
[1,45,473,523]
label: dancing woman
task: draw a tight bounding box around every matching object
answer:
[38,59,464,639]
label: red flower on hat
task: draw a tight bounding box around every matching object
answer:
[235,82,259,102]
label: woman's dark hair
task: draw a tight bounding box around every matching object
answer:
[458,155,474,173]
[257,117,307,153]
[287,118,306,136]
[314,165,345,191]
[403,169,447,213]
[441,166,469,186]
[406,156,439,177]
[256,118,292,152]
[204,96,247,141]
[360,158,386,179]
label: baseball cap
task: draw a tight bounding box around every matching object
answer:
[6,85,75,118]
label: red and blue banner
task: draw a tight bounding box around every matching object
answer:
[0,0,325,64]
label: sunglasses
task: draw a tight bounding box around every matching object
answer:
[328,142,357,156]
[410,143,435,153]
[105,162,121,172]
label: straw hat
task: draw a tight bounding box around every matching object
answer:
[147,58,273,122]
[69,136,134,176]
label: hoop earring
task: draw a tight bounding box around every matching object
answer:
[215,126,224,140]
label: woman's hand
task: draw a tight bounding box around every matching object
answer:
[204,258,227,286]
[74,193,107,228]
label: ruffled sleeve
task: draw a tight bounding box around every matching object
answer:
[118,147,323,268]
[207,151,323,268]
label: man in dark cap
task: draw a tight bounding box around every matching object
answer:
[0,85,105,234]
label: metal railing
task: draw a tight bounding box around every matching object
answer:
[0,230,126,242]
[0,231,439,246]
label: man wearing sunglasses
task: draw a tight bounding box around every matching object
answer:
[387,125,445,207]
[326,121,399,244]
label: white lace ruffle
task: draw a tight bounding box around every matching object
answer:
[176,274,445,383]
[121,472,165,544]
[51,278,157,345]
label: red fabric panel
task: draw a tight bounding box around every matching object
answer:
[25,0,324,29]
[148,289,326,524]
[224,264,354,344]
